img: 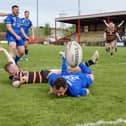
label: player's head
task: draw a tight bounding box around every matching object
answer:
[4,62,19,75]
[11,5,19,16]
[52,78,68,96]
[24,10,30,18]
[109,22,115,30]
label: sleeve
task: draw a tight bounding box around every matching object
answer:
[4,15,12,24]
[69,86,87,97]
[61,57,68,75]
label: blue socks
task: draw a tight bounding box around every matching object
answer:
[79,62,92,74]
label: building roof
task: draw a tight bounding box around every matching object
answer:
[56,11,126,25]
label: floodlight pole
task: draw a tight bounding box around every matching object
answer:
[55,19,57,40]
[78,0,80,16]
[77,0,81,44]
[36,0,39,37]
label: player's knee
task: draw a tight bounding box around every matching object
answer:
[18,50,25,56]
[19,51,24,56]
[18,47,25,56]
[9,45,16,50]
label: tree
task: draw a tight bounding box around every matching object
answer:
[0,23,6,32]
[60,24,76,36]
[44,23,51,36]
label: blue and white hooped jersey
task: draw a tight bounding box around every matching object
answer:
[21,18,32,35]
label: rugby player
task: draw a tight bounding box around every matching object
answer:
[4,5,29,64]
[0,46,99,97]
[104,23,121,56]
[103,20,124,52]
[21,10,34,60]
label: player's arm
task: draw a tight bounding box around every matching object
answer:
[48,87,57,95]
[117,20,124,28]
[116,32,122,41]
[6,24,21,40]
[0,47,15,64]
[103,20,109,27]
[103,32,106,40]
[20,27,29,40]
[70,86,90,97]
[61,57,69,75]
[0,12,8,16]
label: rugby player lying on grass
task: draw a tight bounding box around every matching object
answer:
[0,46,99,97]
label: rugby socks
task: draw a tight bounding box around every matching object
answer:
[85,60,94,67]
[25,48,28,56]
[110,52,113,56]
[79,62,92,74]
[14,55,20,64]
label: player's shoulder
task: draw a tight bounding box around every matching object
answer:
[5,14,13,19]
[27,18,32,24]
[28,19,32,24]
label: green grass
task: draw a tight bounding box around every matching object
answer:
[0,44,126,126]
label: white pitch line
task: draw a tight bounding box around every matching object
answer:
[76,118,126,126]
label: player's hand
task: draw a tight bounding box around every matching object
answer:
[0,47,6,52]
[25,36,29,40]
[121,20,125,23]
[103,19,106,22]
[48,88,53,94]
[15,35,21,41]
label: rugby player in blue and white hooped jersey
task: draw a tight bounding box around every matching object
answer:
[21,10,34,60]
[48,54,95,97]
[4,5,29,64]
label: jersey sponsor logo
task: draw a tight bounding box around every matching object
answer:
[63,75,80,86]
[63,75,80,81]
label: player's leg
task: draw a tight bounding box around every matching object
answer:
[85,50,99,67]
[79,62,92,74]
[105,42,110,53]
[77,50,99,74]
[16,39,25,64]
[7,35,17,59]
[8,42,17,58]
[110,41,116,56]
[24,39,29,60]
[115,40,117,52]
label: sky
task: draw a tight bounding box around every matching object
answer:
[1,0,126,27]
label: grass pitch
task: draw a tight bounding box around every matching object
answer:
[0,44,126,126]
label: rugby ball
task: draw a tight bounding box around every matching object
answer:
[65,41,83,67]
